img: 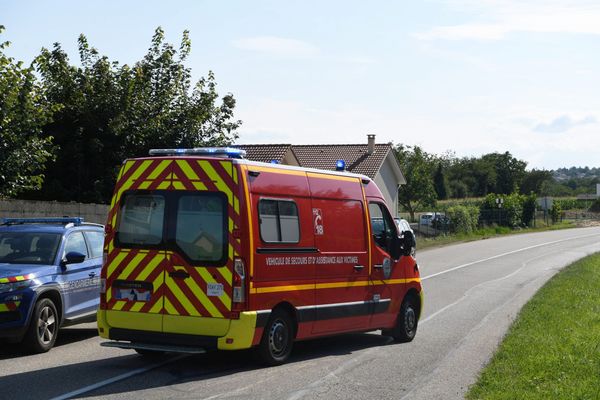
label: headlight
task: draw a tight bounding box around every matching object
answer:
[0,280,34,294]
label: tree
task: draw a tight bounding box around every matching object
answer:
[481,152,527,194]
[28,27,241,203]
[433,162,448,200]
[0,26,56,198]
[520,169,553,195]
[395,145,437,221]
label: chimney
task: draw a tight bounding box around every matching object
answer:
[367,134,375,154]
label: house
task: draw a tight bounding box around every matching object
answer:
[235,135,406,214]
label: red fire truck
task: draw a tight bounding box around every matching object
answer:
[97,148,422,365]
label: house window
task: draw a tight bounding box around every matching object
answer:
[259,199,300,243]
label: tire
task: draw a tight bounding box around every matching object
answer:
[24,298,59,353]
[257,309,294,366]
[387,296,419,343]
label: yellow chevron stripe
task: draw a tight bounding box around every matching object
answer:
[198,161,234,208]
[147,160,171,180]
[149,299,163,314]
[216,265,232,285]
[197,268,231,310]
[136,256,163,281]
[129,302,145,312]
[117,252,149,281]
[106,250,129,279]
[165,278,201,316]
[176,159,200,181]
[112,300,126,311]
[164,296,177,315]
[193,181,208,190]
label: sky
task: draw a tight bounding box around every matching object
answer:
[2,0,599,170]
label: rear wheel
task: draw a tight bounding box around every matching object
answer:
[385,296,418,342]
[257,309,294,365]
[25,298,59,353]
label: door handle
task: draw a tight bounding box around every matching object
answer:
[169,270,190,279]
[353,265,364,271]
[89,272,96,278]
[373,264,383,269]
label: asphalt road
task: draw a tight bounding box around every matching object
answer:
[2,226,600,400]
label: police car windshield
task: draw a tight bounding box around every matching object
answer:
[0,232,61,265]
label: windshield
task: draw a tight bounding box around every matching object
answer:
[0,232,61,265]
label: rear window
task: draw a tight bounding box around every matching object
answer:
[117,194,165,246]
[115,191,227,265]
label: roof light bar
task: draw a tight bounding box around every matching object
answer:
[148,147,246,159]
[2,217,84,226]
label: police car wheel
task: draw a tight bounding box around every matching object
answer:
[258,309,294,366]
[25,298,59,353]
[390,297,418,343]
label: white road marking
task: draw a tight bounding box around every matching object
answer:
[421,232,600,281]
[50,354,188,400]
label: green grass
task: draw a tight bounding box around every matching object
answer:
[466,253,600,400]
[417,221,576,251]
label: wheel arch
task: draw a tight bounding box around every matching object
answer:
[34,286,64,325]
[403,288,422,321]
[270,301,298,339]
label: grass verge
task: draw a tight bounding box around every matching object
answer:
[466,253,600,400]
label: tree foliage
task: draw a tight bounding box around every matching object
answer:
[0,26,56,197]
[433,162,448,200]
[395,145,437,221]
[26,27,241,203]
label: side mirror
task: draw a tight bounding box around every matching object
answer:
[390,234,402,260]
[401,231,416,256]
[62,251,86,266]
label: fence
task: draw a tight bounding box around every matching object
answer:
[0,199,109,225]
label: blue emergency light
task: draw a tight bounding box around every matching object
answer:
[270,160,280,164]
[149,147,246,159]
[336,159,346,171]
[2,217,84,226]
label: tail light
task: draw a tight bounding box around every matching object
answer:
[232,257,246,308]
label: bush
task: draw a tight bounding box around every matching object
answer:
[447,205,480,234]
[589,198,600,212]
[481,193,524,227]
[521,194,537,227]
[550,202,562,223]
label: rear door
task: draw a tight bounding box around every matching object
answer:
[161,159,239,336]
[105,158,241,335]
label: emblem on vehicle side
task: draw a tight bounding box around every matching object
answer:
[313,208,324,235]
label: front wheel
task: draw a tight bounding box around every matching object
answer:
[24,298,59,353]
[257,309,294,366]
[385,296,419,343]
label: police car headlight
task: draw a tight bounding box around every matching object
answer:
[0,280,34,293]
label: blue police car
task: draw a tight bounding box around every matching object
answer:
[0,218,104,353]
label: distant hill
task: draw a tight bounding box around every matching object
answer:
[553,167,600,182]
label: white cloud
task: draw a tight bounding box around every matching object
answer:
[533,115,597,134]
[232,36,319,58]
[415,1,600,40]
